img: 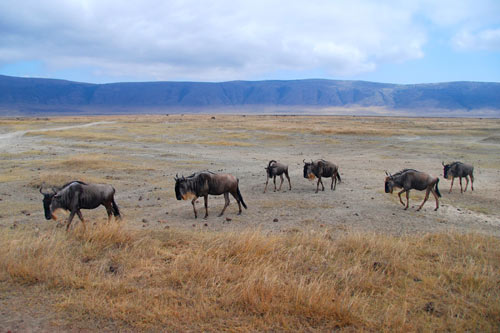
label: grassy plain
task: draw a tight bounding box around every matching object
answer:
[1,114,500,331]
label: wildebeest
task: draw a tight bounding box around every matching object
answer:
[442,161,474,193]
[264,160,291,193]
[175,171,247,219]
[384,169,441,211]
[303,159,341,193]
[40,181,121,230]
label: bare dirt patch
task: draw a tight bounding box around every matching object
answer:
[2,114,499,235]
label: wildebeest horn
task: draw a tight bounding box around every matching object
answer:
[385,170,389,176]
[442,161,445,166]
[303,159,306,163]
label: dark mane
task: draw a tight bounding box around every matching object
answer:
[392,169,419,178]
[187,170,215,178]
[180,172,213,195]
[60,180,87,189]
[56,183,84,207]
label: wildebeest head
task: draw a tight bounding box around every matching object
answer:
[40,187,57,220]
[384,172,394,194]
[303,159,315,179]
[174,174,195,200]
[442,162,451,179]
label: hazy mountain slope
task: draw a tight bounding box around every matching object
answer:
[1,75,499,115]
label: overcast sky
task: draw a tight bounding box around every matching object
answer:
[0,0,499,84]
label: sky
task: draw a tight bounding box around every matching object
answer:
[0,0,499,84]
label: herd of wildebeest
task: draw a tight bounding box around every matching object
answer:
[39,159,475,231]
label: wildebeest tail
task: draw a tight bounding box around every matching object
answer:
[112,198,121,217]
[435,178,442,198]
[336,172,342,183]
[236,179,247,209]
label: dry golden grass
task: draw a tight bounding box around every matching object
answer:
[0,223,498,332]
[26,128,130,142]
[53,153,145,171]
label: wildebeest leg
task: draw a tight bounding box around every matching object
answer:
[104,202,113,223]
[431,189,439,211]
[417,188,431,211]
[285,171,291,190]
[230,191,243,215]
[273,176,277,191]
[449,177,454,193]
[470,174,474,191]
[459,177,463,193]
[397,189,406,206]
[404,191,410,210]
[464,176,469,192]
[66,211,77,231]
[278,174,284,191]
[331,175,337,190]
[203,195,209,219]
[219,192,230,217]
[191,197,198,219]
[316,177,324,192]
[76,210,86,230]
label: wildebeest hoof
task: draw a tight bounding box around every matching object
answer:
[434,208,439,211]
[204,216,208,219]
[237,212,242,215]
[404,207,408,210]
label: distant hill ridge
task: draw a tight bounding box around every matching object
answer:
[1,74,499,116]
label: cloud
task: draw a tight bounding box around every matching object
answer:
[0,0,497,82]
[452,29,500,51]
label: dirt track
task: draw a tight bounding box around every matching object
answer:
[1,114,499,236]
